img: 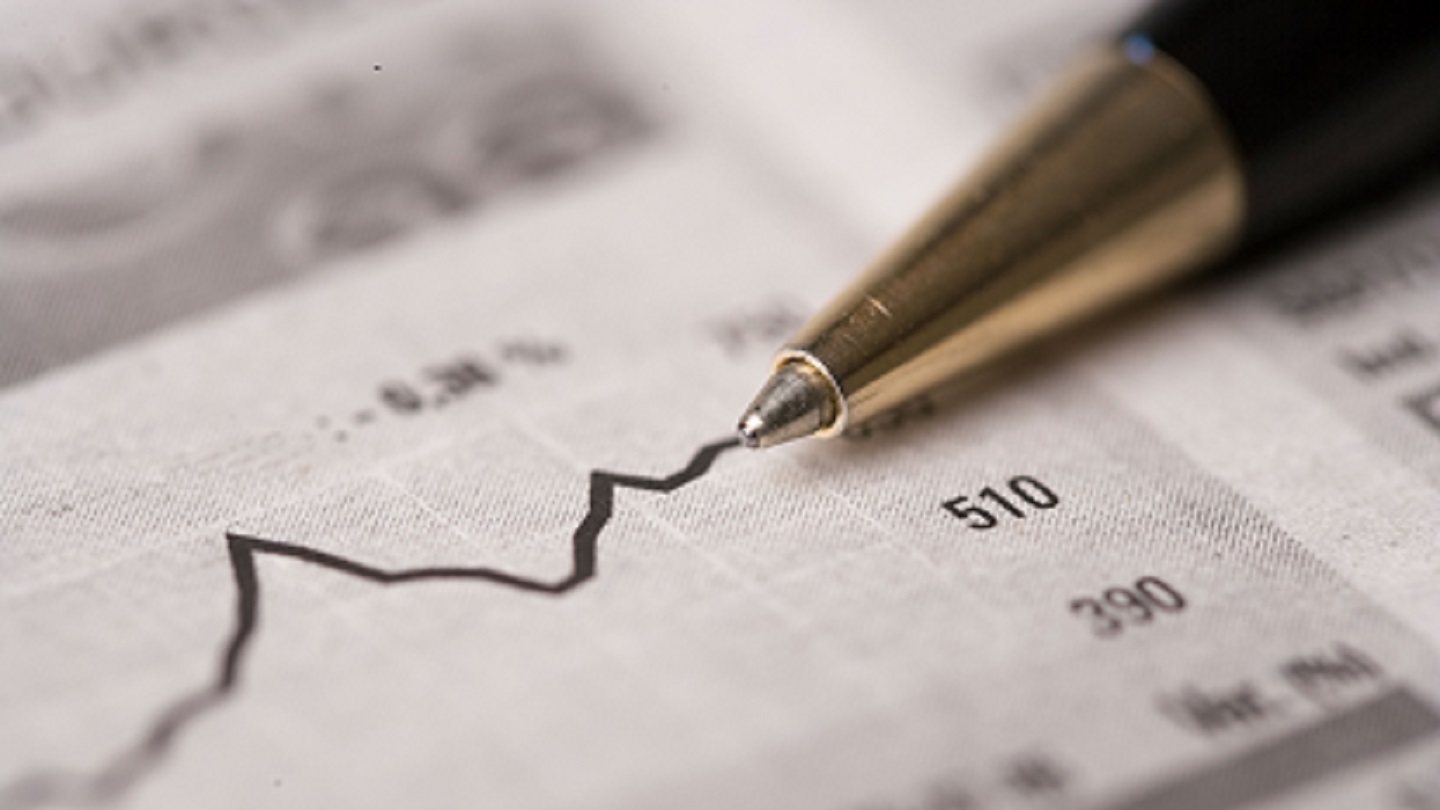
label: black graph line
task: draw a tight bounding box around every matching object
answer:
[1,437,740,809]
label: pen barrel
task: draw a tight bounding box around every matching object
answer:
[1128,0,1440,239]
[779,49,1243,432]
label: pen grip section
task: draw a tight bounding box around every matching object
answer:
[1127,0,1440,239]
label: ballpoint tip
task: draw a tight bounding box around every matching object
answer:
[737,413,766,448]
[734,361,840,450]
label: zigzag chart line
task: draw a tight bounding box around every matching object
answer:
[2,437,741,809]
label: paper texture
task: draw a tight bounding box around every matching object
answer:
[4,1,1440,808]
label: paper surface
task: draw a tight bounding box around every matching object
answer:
[4,1,1440,808]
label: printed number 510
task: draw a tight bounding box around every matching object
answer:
[942,476,1060,531]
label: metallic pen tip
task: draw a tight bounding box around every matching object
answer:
[735,361,840,449]
[737,412,767,449]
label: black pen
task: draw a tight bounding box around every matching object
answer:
[736,0,1440,448]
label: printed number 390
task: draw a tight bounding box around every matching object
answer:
[1069,576,1187,638]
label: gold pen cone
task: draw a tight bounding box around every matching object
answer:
[738,46,1245,447]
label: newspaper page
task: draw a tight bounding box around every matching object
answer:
[3,1,1440,809]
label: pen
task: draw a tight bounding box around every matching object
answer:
[736,0,1440,448]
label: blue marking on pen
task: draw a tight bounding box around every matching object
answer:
[1123,34,1156,64]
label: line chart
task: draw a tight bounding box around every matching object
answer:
[1,437,741,810]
